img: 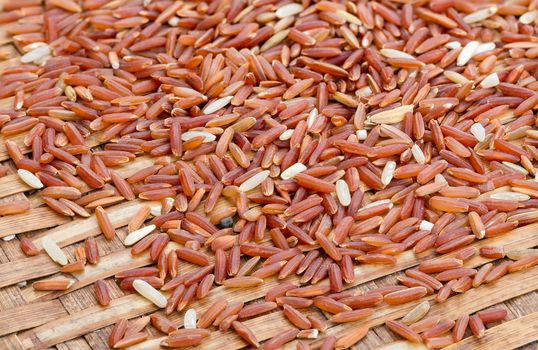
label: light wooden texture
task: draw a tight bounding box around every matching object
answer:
[378,341,427,350]
[0,300,68,336]
[31,200,156,249]
[0,174,31,198]
[16,220,536,349]
[444,311,538,350]
[0,207,70,237]
[132,265,538,350]
[0,255,59,288]
[302,265,538,348]
[0,155,154,199]
[18,295,156,350]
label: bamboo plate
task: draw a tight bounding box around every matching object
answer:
[0,1,537,349]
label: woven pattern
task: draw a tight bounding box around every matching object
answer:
[1,1,538,349]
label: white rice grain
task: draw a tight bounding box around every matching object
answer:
[445,41,462,49]
[124,225,156,246]
[20,44,51,64]
[367,105,414,124]
[520,10,538,24]
[470,123,486,142]
[181,131,216,143]
[133,279,167,308]
[275,3,303,18]
[380,48,416,60]
[150,203,162,217]
[42,236,68,265]
[463,6,497,23]
[307,108,318,129]
[401,301,430,325]
[184,308,197,329]
[419,220,434,231]
[239,170,270,192]
[273,16,295,32]
[444,70,469,85]
[362,199,393,210]
[411,144,426,164]
[261,29,289,52]
[336,10,362,25]
[474,42,496,55]
[457,41,480,66]
[22,42,48,52]
[355,129,368,140]
[168,16,180,27]
[281,163,307,180]
[381,161,396,186]
[502,161,528,175]
[203,96,232,114]
[299,329,319,339]
[335,180,351,206]
[480,73,500,88]
[18,169,44,189]
[435,174,448,185]
[490,192,530,201]
[279,129,294,141]
[355,86,372,98]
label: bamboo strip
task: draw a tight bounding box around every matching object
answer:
[15,217,538,297]
[0,207,70,237]
[0,154,153,199]
[118,222,538,349]
[0,111,535,348]
[196,312,296,350]
[5,220,538,345]
[70,249,152,290]
[0,334,25,350]
[1,198,230,291]
[1,162,535,348]
[31,200,157,249]
[378,341,427,350]
[12,202,536,293]
[0,174,31,198]
[0,131,102,163]
[0,201,156,288]
[114,155,156,178]
[0,300,67,336]
[17,274,277,348]
[444,311,538,349]
[297,265,538,349]
[132,311,295,350]
[0,135,27,162]
[335,221,538,292]
[0,255,59,289]
[24,243,180,303]
[18,295,156,350]
[2,159,524,340]
[134,265,538,350]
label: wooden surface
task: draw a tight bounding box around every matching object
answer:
[0,2,537,350]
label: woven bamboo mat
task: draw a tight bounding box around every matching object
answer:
[1,2,538,350]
